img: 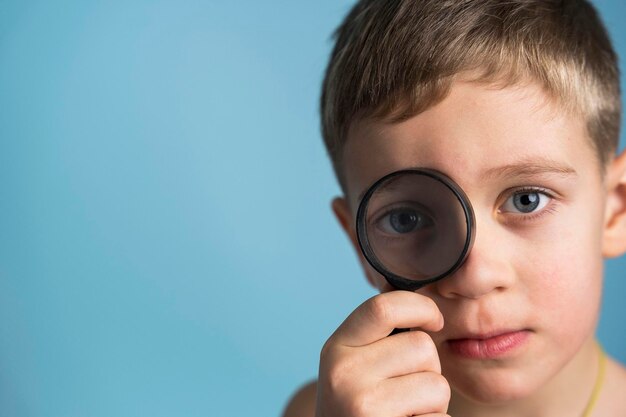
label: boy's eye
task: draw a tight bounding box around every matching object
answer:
[377,207,434,234]
[500,190,550,214]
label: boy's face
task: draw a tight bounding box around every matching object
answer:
[333,79,624,402]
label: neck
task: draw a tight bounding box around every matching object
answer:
[447,337,600,417]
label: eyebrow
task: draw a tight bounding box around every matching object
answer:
[480,158,578,181]
[356,180,403,204]
[355,158,577,204]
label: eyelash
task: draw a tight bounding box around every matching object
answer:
[499,186,558,224]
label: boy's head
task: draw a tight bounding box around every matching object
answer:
[321,0,626,404]
[321,0,621,194]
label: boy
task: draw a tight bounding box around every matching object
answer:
[285,1,626,416]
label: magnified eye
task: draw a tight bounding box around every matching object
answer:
[501,190,550,214]
[377,207,434,234]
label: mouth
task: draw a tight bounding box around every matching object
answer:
[445,329,532,360]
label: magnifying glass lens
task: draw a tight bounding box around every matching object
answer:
[357,170,473,289]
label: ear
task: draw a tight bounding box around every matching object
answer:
[602,149,626,258]
[331,197,388,290]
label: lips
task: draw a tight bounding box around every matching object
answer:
[446,330,531,359]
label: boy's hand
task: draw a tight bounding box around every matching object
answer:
[316,291,451,417]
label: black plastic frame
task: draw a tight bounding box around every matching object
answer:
[355,168,476,291]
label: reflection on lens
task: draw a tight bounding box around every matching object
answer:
[356,169,474,290]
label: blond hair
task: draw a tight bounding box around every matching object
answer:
[321,0,621,190]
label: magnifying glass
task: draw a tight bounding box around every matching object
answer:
[356,168,475,292]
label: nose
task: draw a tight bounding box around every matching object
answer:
[432,212,515,300]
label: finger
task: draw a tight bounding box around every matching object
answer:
[331,291,444,347]
[359,330,442,378]
[373,371,451,416]
[414,414,451,417]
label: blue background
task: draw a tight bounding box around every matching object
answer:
[0,1,624,416]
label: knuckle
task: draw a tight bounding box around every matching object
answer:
[368,294,393,325]
[408,331,437,355]
[407,331,440,369]
[326,354,356,392]
[408,329,431,346]
[320,342,356,394]
[347,390,374,417]
[426,372,451,405]
[319,341,340,377]
[320,338,335,362]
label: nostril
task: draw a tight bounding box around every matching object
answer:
[432,256,513,300]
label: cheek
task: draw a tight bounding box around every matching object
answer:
[363,262,395,292]
[521,216,603,339]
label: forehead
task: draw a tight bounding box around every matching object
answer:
[342,80,596,210]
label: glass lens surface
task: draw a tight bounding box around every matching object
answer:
[361,172,468,282]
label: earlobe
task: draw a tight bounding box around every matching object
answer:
[602,150,626,258]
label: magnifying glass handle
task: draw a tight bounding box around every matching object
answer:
[389,328,409,336]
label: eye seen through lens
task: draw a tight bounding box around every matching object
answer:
[376,205,435,235]
[356,169,475,290]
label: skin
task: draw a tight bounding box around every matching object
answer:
[283,78,626,417]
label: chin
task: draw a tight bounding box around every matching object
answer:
[447,367,540,405]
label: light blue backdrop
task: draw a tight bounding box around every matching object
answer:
[0,1,624,416]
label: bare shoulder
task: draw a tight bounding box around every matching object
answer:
[596,355,626,416]
[282,380,317,417]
